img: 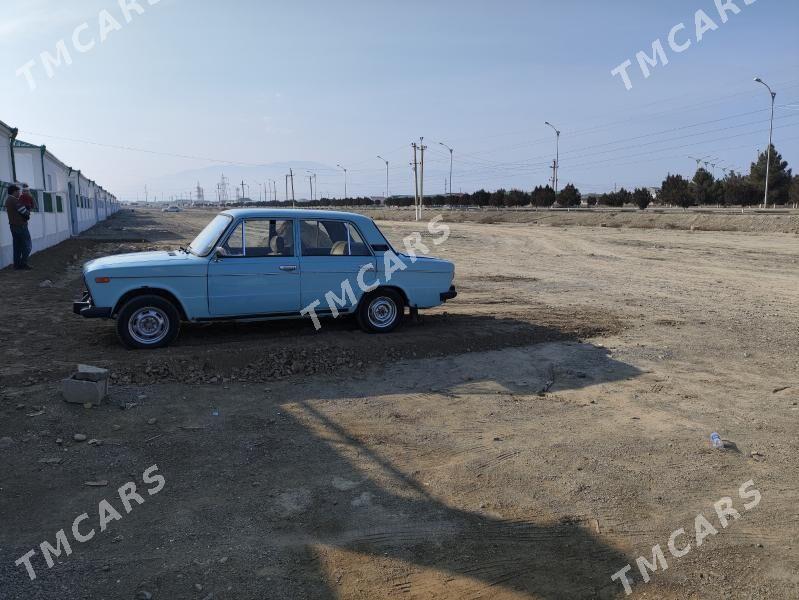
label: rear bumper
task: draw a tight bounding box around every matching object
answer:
[73,293,112,319]
[440,285,457,302]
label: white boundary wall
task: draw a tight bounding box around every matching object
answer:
[0,118,119,268]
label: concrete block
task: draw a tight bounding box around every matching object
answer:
[62,376,108,406]
[74,364,110,383]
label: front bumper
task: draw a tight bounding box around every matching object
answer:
[440,285,457,302]
[73,292,112,319]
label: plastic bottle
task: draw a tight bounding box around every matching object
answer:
[710,432,724,449]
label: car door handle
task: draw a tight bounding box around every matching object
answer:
[279,265,297,272]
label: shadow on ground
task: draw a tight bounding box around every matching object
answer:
[0,339,640,599]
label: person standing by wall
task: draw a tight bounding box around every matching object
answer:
[4,184,33,270]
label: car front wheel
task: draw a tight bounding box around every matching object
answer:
[116,295,181,349]
[357,289,403,334]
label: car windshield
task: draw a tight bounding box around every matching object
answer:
[188,214,233,256]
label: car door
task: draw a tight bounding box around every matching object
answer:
[207,218,300,317]
[298,219,377,313]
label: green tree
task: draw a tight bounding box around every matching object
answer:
[558,183,582,207]
[790,175,799,206]
[472,189,490,206]
[506,189,528,207]
[632,188,652,210]
[490,189,506,207]
[660,174,692,209]
[749,144,793,205]
[721,171,756,206]
[691,168,716,205]
[531,185,556,207]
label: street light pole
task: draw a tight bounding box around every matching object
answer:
[336,164,347,200]
[377,155,389,199]
[544,121,561,196]
[754,77,776,208]
[439,142,454,197]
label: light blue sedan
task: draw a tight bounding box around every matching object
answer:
[74,209,457,349]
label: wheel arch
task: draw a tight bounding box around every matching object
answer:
[113,287,188,320]
[360,284,409,309]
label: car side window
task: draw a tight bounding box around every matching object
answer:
[221,219,294,257]
[300,220,371,256]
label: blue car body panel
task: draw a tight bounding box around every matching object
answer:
[80,209,455,322]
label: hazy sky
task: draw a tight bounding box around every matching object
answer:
[1,0,797,200]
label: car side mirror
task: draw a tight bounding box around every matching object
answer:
[214,246,227,260]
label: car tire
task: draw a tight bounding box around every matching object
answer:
[357,289,404,334]
[116,295,181,349]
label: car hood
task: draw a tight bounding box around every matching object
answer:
[84,250,196,273]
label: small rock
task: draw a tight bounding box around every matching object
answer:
[135,591,152,600]
[74,433,88,442]
[194,583,203,592]
[75,364,110,383]
[219,556,228,564]
[88,439,103,446]
[112,424,121,431]
[55,438,63,445]
[102,564,110,571]
[85,480,109,487]
[38,457,63,464]
[0,436,15,449]
[39,279,54,288]
[147,418,157,425]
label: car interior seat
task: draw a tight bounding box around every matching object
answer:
[330,241,348,256]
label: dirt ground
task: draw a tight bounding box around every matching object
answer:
[0,207,797,600]
[367,207,799,234]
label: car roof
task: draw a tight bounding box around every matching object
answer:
[220,208,373,223]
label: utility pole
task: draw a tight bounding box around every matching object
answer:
[439,141,454,197]
[336,164,347,200]
[419,137,426,220]
[544,121,560,196]
[307,175,314,201]
[289,169,295,208]
[285,175,289,204]
[754,77,776,208]
[377,155,389,199]
[272,180,277,202]
[411,143,419,221]
[689,156,708,173]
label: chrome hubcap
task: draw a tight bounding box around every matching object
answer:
[368,297,397,328]
[128,307,169,345]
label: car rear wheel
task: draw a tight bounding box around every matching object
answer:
[116,295,181,349]
[357,289,403,334]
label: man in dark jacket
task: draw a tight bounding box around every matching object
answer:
[4,184,33,270]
